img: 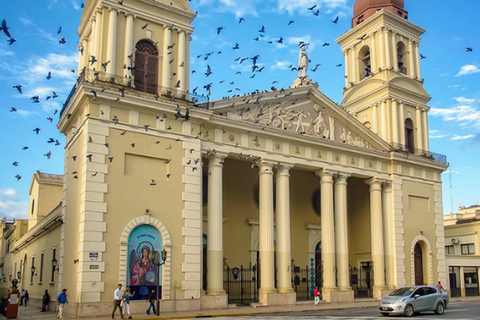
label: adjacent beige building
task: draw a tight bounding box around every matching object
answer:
[0,0,450,317]
[444,205,480,298]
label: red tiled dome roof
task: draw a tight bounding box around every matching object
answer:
[352,0,407,27]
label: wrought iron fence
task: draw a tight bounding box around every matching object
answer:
[391,143,447,164]
[60,68,208,117]
[292,265,314,301]
[224,264,259,305]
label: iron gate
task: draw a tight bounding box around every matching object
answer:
[224,263,259,305]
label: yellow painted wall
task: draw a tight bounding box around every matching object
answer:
[402,180,437,285]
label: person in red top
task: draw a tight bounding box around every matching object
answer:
[314,287,320,306]
[436,281,445,292]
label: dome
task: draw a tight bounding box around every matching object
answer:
[354,0,404,16]
[352,0,407,26]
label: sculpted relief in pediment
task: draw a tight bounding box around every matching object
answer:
[226,103,374,149]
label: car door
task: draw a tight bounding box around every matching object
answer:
[423,287,438,310]
[411,288,428,311]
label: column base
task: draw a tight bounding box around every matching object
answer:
[322,289,354,303]
[373,288,391,300]
[259,292,296,306]
[206,289,226,296]
[201,294,228,310]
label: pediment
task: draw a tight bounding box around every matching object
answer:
[211,87,391,152]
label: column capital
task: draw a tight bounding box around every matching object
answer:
[365,177,385,189]
[108,7,117,13]
[314,168,335,178]
[258,161,274,175]
[335,172,351,184]
[277,163,294,173]
[382,181,393,191]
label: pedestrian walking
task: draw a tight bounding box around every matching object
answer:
[436,281,445,292]
[23,290,29,306]
[112,283,124,319]
[41,289,50,312]
[19,290,25,306]
[146,289,156,315]
[122,286,135,319]
[314,286,320,306]
[56,289,68,320]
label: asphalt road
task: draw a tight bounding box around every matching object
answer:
[184,300,480,320]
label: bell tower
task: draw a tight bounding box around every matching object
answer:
[336,0,431,154]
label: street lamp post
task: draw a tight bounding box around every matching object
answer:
[152,248,167,316]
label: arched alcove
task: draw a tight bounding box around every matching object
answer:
[410,235,434,286]
[134,40,159,94]
[119,216,172,299]
[358,45,371,80]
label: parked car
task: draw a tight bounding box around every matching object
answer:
[378,285,449,317]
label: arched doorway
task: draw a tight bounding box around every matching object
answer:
[134,40,159,94]
[405,118,415,153]
[414,242,424,285]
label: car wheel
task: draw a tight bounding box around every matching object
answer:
[404,304,414,317]
[381,312,389,316]
[435,302,445,315]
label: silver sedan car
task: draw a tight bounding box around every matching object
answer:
[378,285,448,317]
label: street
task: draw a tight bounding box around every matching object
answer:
[176,300,480,320]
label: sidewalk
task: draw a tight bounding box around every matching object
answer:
[14,296,480,320]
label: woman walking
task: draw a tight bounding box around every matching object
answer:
[122,287,135,319]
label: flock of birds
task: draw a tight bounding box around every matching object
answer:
[2,1,476,187]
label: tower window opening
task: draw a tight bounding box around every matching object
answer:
[134,40,159,95]
[359,46,371,80]
[405,118,414,153]
[397,41,408,75]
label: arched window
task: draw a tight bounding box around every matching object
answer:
[358,45,371,80]
[397,41,408,74]
[405,118,414,153]
[134,40,159,94]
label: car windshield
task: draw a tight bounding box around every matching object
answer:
[389,287,415,297]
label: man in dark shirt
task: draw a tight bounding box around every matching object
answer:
[146,289,156,315]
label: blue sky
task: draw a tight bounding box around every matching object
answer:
[0,0,479,219]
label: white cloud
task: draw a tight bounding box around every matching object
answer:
[455,96,475,103]
[271,60,292,70]
[0,188,29,219]
[430,105,480,127]
[276,0,348,15]
[430,134,448,139]
[455,64,480,77]
[451,135,474,140]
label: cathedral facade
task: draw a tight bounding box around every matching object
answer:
[0,0,449,317]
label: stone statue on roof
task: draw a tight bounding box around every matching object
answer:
[298,45,308,79]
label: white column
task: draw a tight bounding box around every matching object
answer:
[92,10,103,70]
[123,13,134,80]
[177,30,186,93]
[276,164,294,293]
[382,182,395,289]
[106,8,118,75]
[258,161,276,293]
[392,32,398,71]
[384,29,391,69]
[422,110,429,151]
[391,99,399,145]
[365,178,386,292]
[350,48,357,83]
[316,169,336,292]
[343,50,349,87]
[416,107,424,151]
[399,102,406,147]
[414,41,421,79]
[380,100,387,140]
[408,40,415,78]
[370,33,377,73]
[162,26,172,89]
[207,154,226,295]
[379,28,385,70]
[335,173,350,291]
[372,104,378,134]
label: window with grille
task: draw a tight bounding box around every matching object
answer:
[134,40,159,94]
